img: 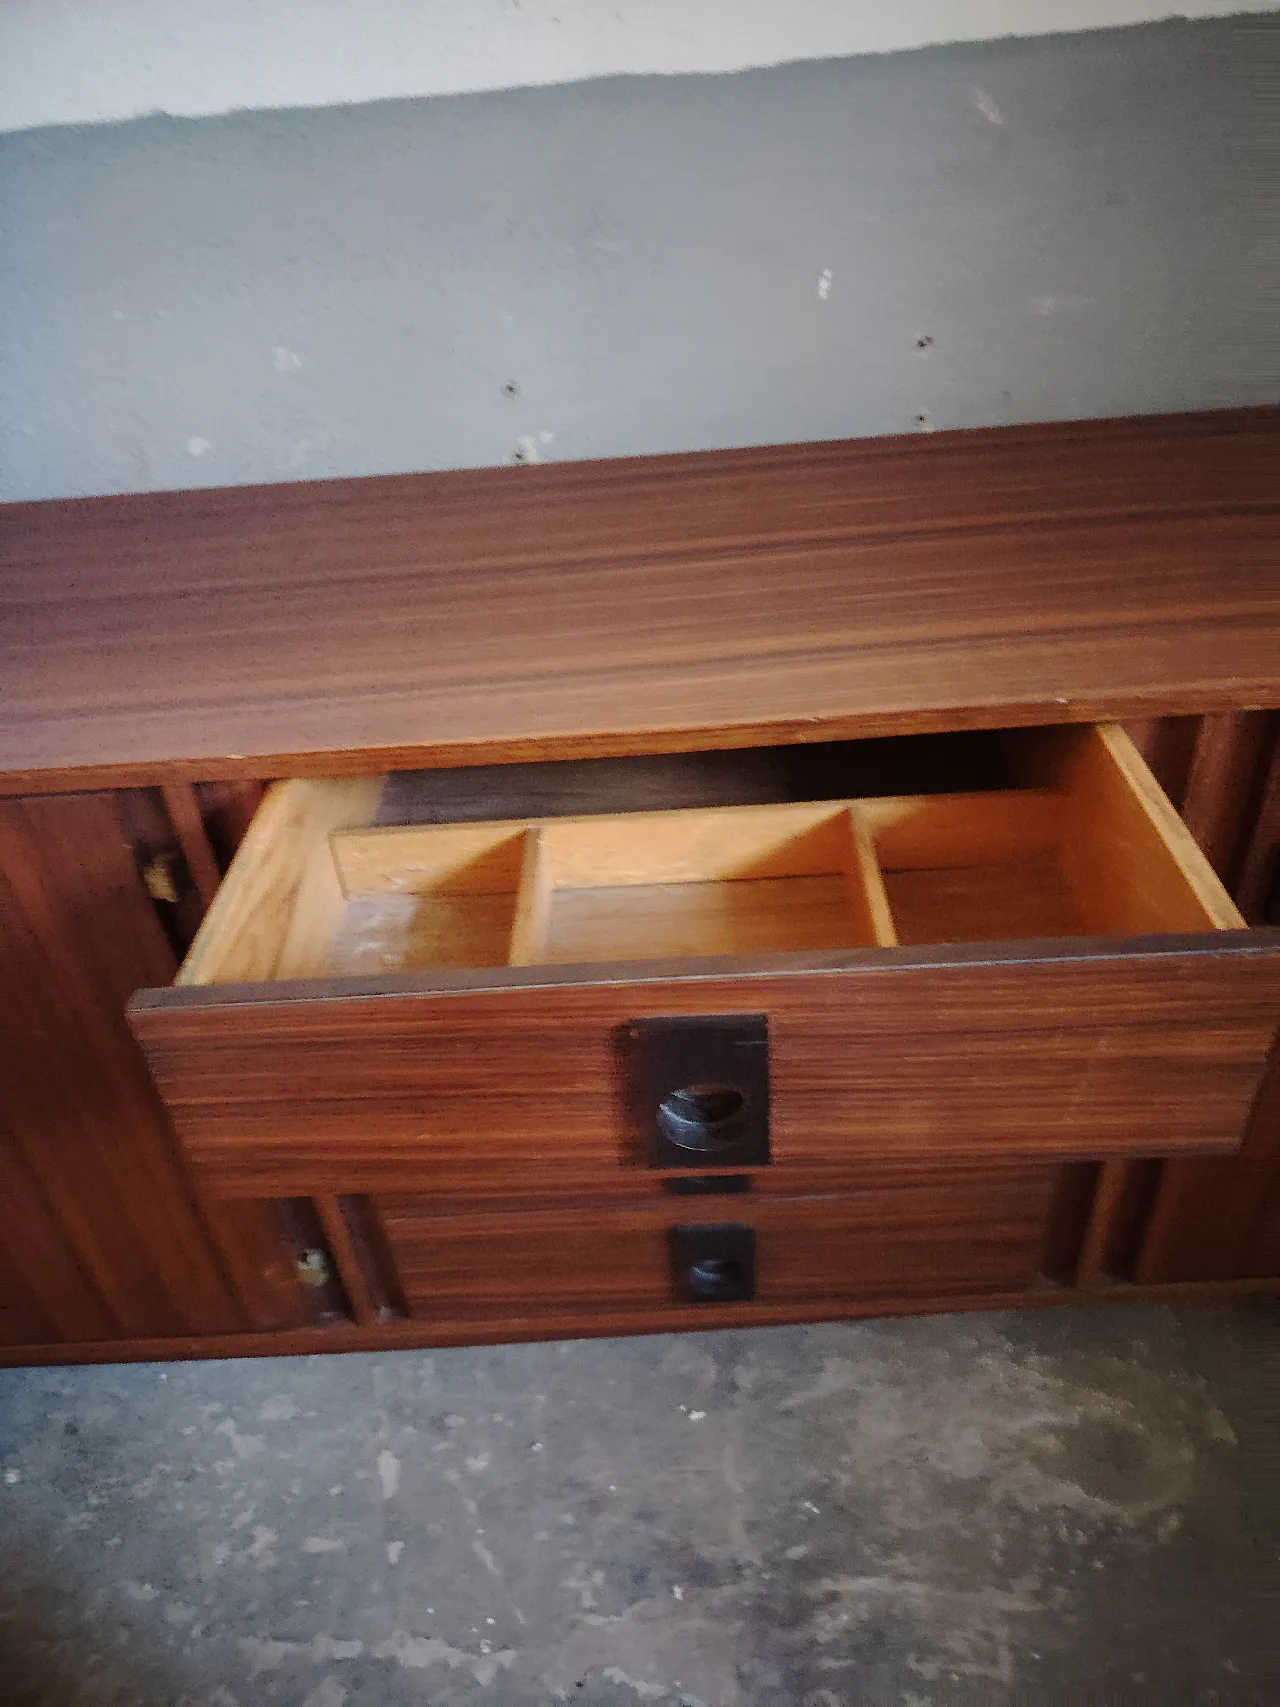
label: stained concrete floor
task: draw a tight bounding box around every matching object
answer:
[1,1304,1278,1707]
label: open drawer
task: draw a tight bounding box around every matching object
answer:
[129,725,1280,1199]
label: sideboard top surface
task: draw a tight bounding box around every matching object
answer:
[1,408,1276,792]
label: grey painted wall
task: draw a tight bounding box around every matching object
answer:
[0,17,1272,502]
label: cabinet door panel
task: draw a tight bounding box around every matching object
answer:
[0,794,242,1343]
[0,1124,117,1344]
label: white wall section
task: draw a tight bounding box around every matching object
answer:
[2,18,1270,500]
[0,0,1273,133]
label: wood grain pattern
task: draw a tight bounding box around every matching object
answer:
[1012,724,1245,933]
[376,1165,1060,1321]
[332,819,528,896]
[535,800,872,888]
[325,891,518,976]
[882,854,1084,946]
[1059,725,1246,933]
[861,790,1064,868]
[171,723,1246,984]
[2,410,1276,793]
[201,789,1083,981]
[130,936,1280,1198]
[199,1198,327,1332]
[273,830,355,982]
[541,875,866,963]
[0,794,244,1338]
[7,1276,1280,1369]
[0,1112,119,1344]
[339,798,889,889]
[179,777,381,985]
[1118,725,1280,1285]
[1,414,1276,1360]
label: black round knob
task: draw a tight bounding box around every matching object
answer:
[657,1084,750,1153]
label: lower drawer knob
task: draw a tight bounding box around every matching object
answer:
[669,1223,757,1304]
[687,1255,746,1300]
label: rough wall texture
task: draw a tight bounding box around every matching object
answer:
[0,18,1272,502]
[5,0,1272,130]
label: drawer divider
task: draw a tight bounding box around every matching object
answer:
[508,828,553,966]
[843,807,898,948]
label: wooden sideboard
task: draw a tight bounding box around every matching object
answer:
[1,408,1277,1365]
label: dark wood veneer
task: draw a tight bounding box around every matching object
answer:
[1,408,1278,1365]
[130,935,1280,1199]
[2,410,1276,792]
[0,795,244,1338]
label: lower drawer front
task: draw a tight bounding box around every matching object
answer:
[376,1165,1058,1325]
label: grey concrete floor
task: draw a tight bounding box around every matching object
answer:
[1,1304,1278,1707]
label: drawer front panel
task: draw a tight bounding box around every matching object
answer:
[374,1164,1058,1325]
[381,1202,669,1320]
[131,938,1280,1198]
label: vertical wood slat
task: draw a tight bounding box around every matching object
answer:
[193,780,268,874]
[1123,716,1202,813]
[338,1194,407,1321]
[1178,712,1274,891]
[1127,714,1279,1285]
[1038,1161,1101,1286]
[314,1196,382,1327]
[1075,1161,1133,1287]
[161,780,224,912]
[0,793,245,1340]
[1235,724,1280,925]
[1072,1159,1163,1288]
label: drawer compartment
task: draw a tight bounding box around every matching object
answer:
[182,792,891,984]
[372,1163,1062,1326]
[130,724,1280,1197]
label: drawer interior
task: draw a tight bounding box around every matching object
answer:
[326,800,887,974]
[178,723,1243,987]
